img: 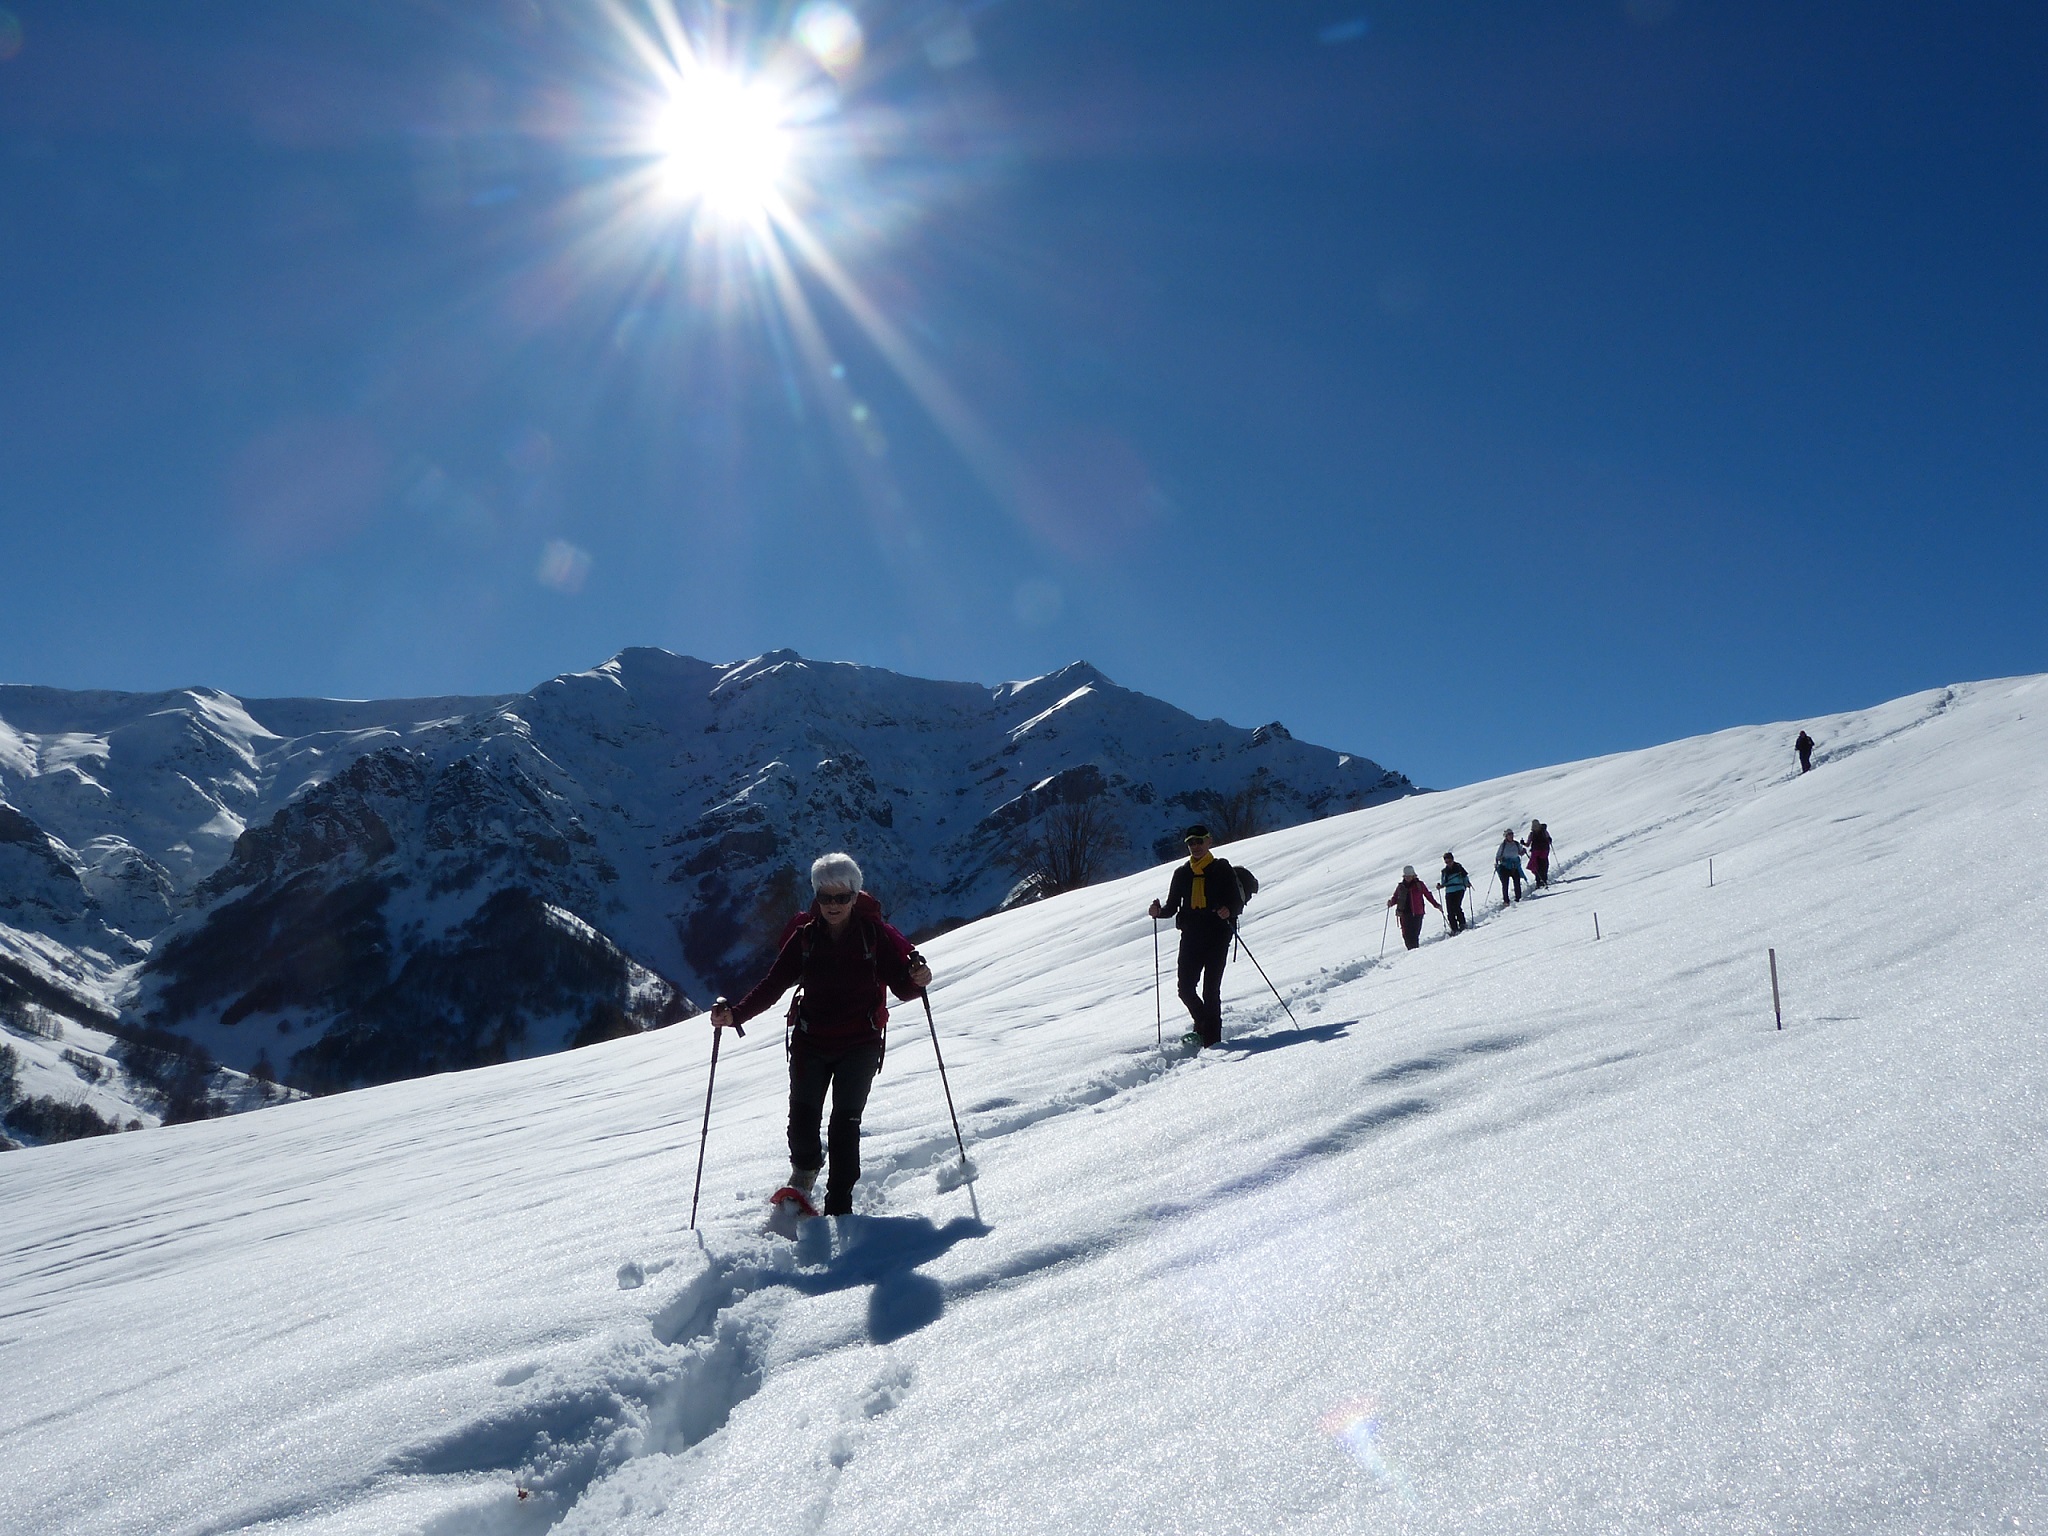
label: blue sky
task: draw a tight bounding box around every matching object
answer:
[2,0,2043,788]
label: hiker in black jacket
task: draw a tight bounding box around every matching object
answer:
[1147,824,1239,1049]
[1795,730,1816,773]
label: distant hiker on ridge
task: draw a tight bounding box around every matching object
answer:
[1439,852,1472,933]
[1526,820,1553,888]
[1496,830,1527,906]
[1387,865,1442,950]
[710,852,931,1218]
[1147,824,1239,1050]
[1795,729,1816,773]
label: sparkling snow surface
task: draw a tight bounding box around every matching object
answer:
[3,679,2045,1535]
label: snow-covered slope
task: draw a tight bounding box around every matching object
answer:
[0,682,516,1119]
[2,676,2042,1534]
[0,651,1409,1103]
[0,1008,287,1150]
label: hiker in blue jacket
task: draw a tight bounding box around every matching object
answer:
[1495,830,1526,905]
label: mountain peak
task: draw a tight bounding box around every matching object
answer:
[1,652,1415,1105]
[994,661,1114,701]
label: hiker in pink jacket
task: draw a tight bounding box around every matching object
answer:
[1387,865,1442,950]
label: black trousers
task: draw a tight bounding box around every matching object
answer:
[788,1033,884,1215]
[1446,890,1468,932]
[1176,930,1231,1046]
[1399,909,1425,949]
[1498,866,1523,903]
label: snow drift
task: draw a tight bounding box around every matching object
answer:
[1,675,2043,1534]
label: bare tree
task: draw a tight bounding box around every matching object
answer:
[1201,771,1273,845]
[1012,795,1129,898]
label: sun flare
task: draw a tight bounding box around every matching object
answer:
[563,0,1032,538]
[652,70,793,220]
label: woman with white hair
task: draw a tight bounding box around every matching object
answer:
[711,852,931,1217]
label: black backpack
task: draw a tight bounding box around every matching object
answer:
[1235,865,1259,910]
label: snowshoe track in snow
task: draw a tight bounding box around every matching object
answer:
[400,1212,988,1532]
[390,963,1442,1529]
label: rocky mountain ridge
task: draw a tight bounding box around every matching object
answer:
[0,649,1414,1119]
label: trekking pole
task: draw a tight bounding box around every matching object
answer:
[920,990,970,1166]
[1233,928,1299,1032]
[1152,918,1162,1047]
[1379,906,1391,958]
[688,1001,744,1231]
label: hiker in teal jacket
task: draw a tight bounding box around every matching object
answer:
[1439,853,1473,933]
[1495,831,1526,905]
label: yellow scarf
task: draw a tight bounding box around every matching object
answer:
[1188,851,1213,908]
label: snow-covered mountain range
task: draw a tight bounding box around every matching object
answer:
[4,675,2041,1533]
[0,650,1411,1119]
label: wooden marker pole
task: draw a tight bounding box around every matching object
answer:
[1594,912,1601,940]
[1769,949,1783,1030]
[1709,858,1715,887]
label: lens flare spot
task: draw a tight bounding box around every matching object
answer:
[847,399,888,457]
[0,10,22,61]
[653,71,792,219]
[1319,1399,1417,1503]
[794,2,863,77]
[537,539,592,594]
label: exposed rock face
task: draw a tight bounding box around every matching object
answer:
[0,802,96,930]
[0,651,1416,1096]
[134,745,681,1091]
[0,801,148,1028]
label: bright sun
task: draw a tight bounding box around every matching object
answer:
[653,71,793,220]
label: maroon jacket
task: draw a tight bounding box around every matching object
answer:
[1389,876,1442,917]
[727,891,920,1046]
